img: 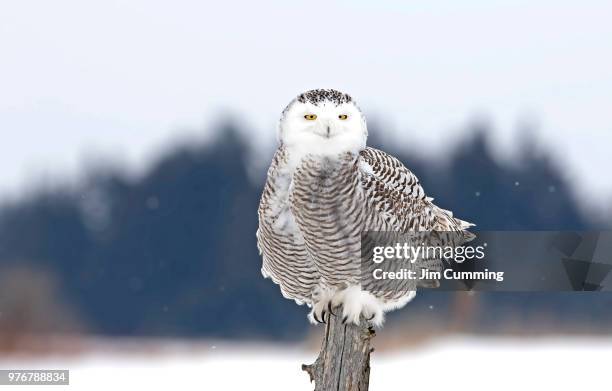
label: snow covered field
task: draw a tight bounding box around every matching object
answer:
[1,336,610,390]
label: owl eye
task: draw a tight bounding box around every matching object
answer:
[338,114,348,120]
[304,114,317,120]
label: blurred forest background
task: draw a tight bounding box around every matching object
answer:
[1,120,611,351]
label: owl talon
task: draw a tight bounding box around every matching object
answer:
[308,291,336,325]
[327,302,335,316]
[342,316,348,324]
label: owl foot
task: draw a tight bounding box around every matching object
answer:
[333,286,384,327]
[308,299,333,324]
[308,287,337,325]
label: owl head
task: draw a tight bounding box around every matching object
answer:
[278,89,368,157]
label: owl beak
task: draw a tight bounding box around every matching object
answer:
[326,125,331,138]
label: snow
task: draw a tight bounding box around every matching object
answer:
[1,336,610,390]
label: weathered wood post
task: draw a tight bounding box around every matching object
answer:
[302,313,374,391]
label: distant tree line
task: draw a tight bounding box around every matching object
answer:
[0,122,610,339]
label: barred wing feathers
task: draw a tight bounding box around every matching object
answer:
[358,148,475,288]
[257,148,320,305]
[358,147,474,233]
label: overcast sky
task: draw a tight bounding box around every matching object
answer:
[1,0,611,207]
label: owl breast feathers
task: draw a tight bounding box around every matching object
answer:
[257,146,473,327]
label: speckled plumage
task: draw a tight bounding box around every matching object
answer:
[257,89,473,326]
[297,89,353,106]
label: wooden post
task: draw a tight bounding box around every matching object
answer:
[302,313,375,391]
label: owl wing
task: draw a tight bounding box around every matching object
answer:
[257,148,320,305]
[358,147,474,288]
[358,147,474,232]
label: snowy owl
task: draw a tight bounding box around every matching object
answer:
[257,89,473,327]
